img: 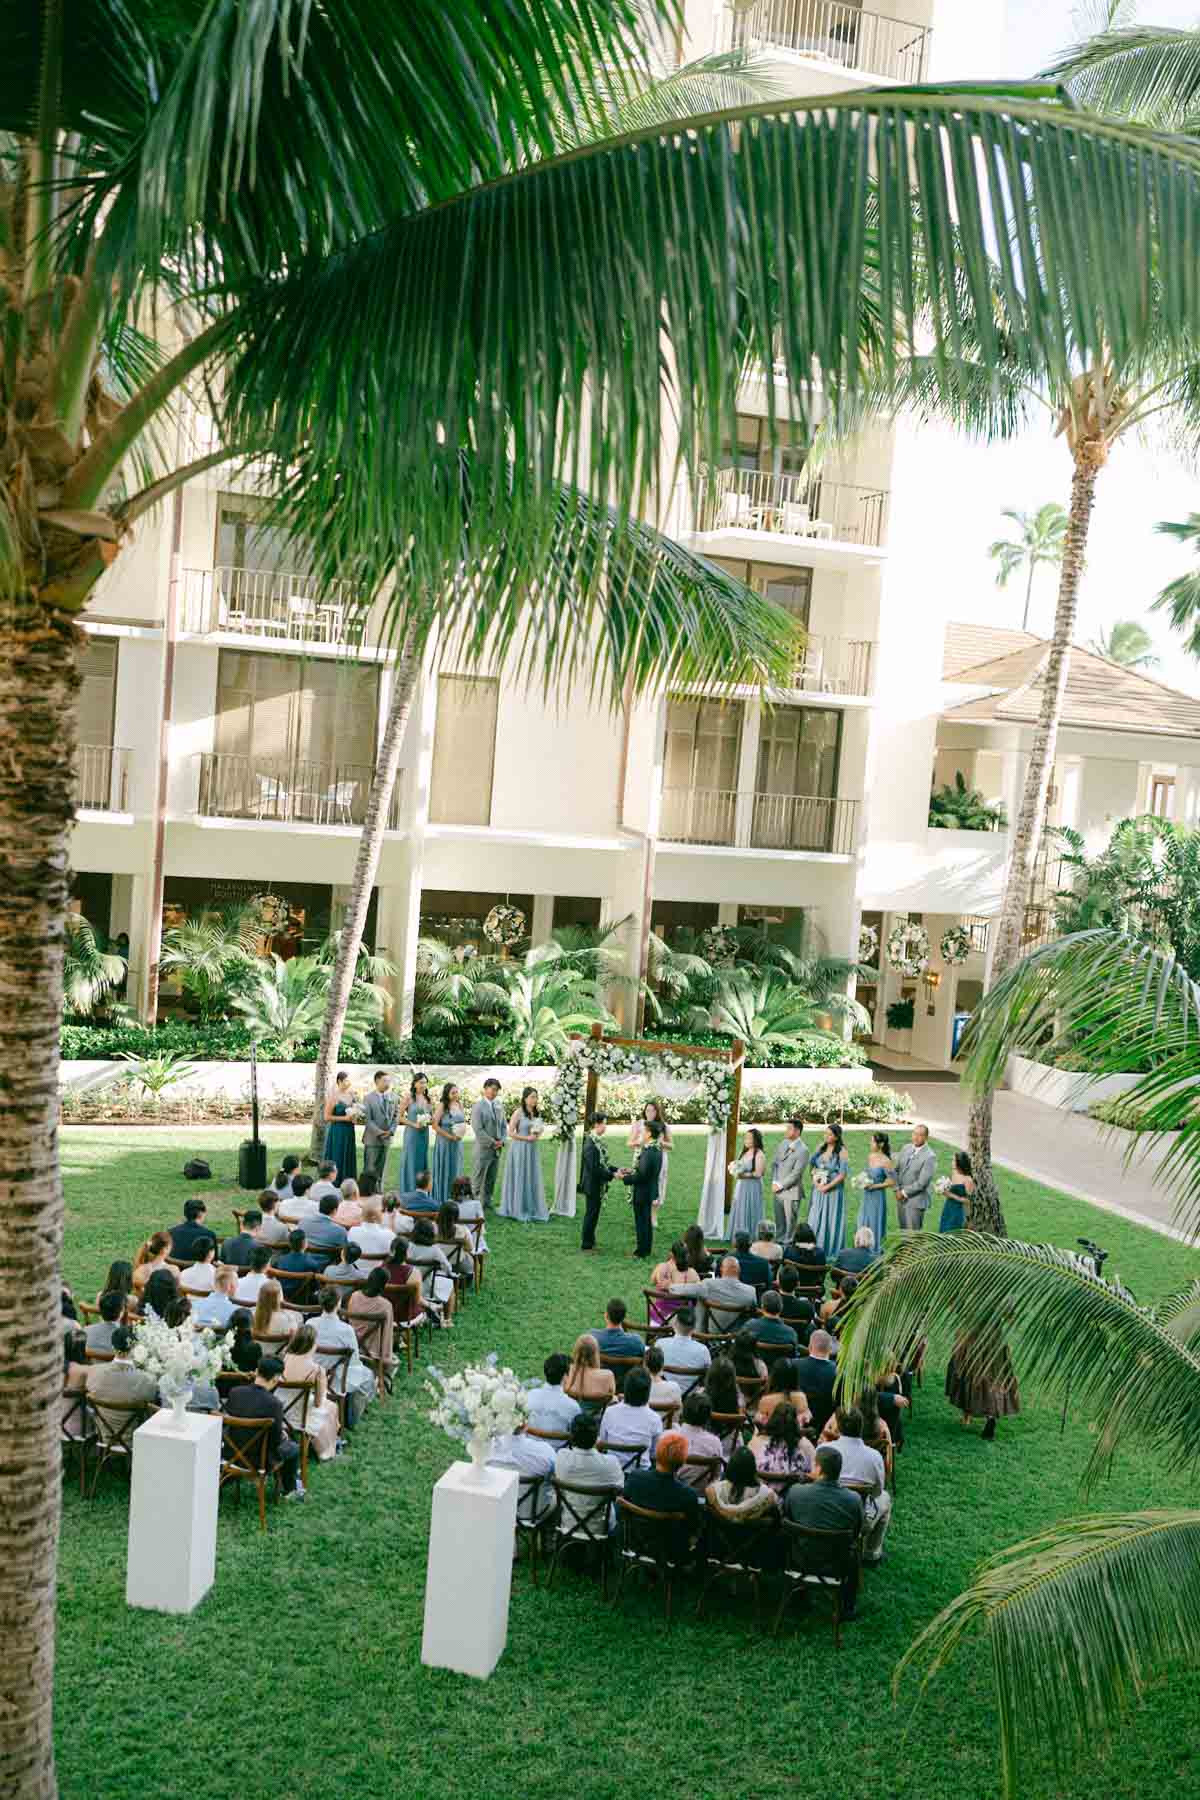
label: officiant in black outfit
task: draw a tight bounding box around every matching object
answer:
[621,1119,663,1260]
[579,1113,617,1252]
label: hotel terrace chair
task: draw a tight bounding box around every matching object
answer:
[773,1519,861,1648]
[546,1479,621,1597]
[612,1499,694,1625]
[219,1415,285,1531]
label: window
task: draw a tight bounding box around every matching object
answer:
[661,698,743,843]
[720,414,809,478]
[216,494,308,577]
[1150,775,1175,818]
[711,558,812,626]
[429,676,499,826]
[214,651,379,777]
[79,637,117,747]
[753,706,842,851]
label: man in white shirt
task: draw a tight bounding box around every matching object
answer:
[233,1245,273,1305]
[278,1174,319,1225]
[598,1367,662,1469]
[554,1413,623,1536]
[349,1198,394,1256]
[686,1257,756,1335]
[308,1164,342,1208]
[830,1403,893,1564]
[526,1353,582,1435]
[659,1306,711,1395]
[192,1267,238,1329]
[489,1427,555,1522]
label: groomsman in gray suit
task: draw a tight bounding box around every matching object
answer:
[362,1070,398,1186]
[894,1124,936,1229]
[771,1118,810,1238]
[470,1078,506,1210]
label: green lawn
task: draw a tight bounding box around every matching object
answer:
[56,1125,1200,1800]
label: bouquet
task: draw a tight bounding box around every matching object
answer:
[528,1119,545,1137]
[426,1354,529,1462]
[934,1175,953,1195]
[727,1158,740,1177]
[413,1110,432,1129]
[452,1121,469,1139]
[350,1102,366,1123]
[131,1316,228,1402]
[851,1170,872,1189]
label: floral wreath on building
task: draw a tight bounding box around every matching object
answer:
[858,922,880,965]
[887,919,931,976]
[939,924,972,966]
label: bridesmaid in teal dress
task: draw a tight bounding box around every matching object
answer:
[400,1072,432,1192]
[858,1131,896,1249]
[499,1087,549,1222]
[939,1149,974,1232]
[322,1070,358,1183]
[809,1124,849,1261]
[430,1081,466,1205]
[728,1129,766,1238]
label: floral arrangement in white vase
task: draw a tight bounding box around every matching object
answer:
[131,1317,228,1426]
[426,1355,529,1471]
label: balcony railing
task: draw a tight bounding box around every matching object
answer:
[724,0,931,82]
[196,753,402,829]
[660,786,858,854]
[75,745,131,812]
[790,633,875,697]
[181,566,361,644]
[692,466,888,548]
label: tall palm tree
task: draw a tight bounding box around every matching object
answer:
[1153,515,1200,657]
[7,8,1200,1792]
[987,503,1069,631]
[837,926,1200,1800]
[1089,617,1160,667]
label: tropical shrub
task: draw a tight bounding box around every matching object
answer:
[928,771,1008,831]
[886,997,915,1030]
[62,914,127,1018]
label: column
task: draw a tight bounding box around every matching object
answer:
[128,873,158,1023]
[126,1412,221,1614]
[421,1462,519,1679]
[530,895,555,947]
[377,867,423,1038]
[734,699,762,848]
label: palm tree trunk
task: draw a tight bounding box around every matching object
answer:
[968,441,1106,1233]
[1022,559,1035,633]
[0,593,81,1800]
[309,631,419,1161]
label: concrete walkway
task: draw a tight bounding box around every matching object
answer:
[905,1079,1192,1247]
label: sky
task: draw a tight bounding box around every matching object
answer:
[939,3,1200,694]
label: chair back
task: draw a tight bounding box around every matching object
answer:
[710,1410,749,1458]
[275,1379,316,1435]
[84,1348,115,1363]
[704,1301,755,1337]
[553,1477,620,1544]
[221,1413,274,1478]
[616,1497,691,1566]
[598,1437,651,1475]
[349,1302,392,1364]
[649,1398,679,1428]
[525,1426,570,1447]
[383,1281,421,1326]
[597,1352,642,1394]
[753,1340,795,1371]
[314,1343,355,1398]
[60,1388,93,1444]
[701,1492,781,1569]
[678,1453,722,1492]
[89,1397,150,1449]
[266,1266,318,1305]
[780,1517,858,1581]
[737,1375,766,1408]
[251,1330,292,1358]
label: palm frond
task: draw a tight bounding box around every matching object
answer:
[896,1509,1200,1800]
[1154,514,1200,656]
[1046,26,1200,129]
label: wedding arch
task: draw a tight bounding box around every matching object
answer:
[548,1023,746,1236]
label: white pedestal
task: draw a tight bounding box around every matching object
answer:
[126,1412,221,1614]
[421,1462,518,1679]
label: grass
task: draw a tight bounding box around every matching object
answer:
[55,1125,1200,1800]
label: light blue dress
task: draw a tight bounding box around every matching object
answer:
[809,1150,849,1260]
[431,1106,466,1205]
[499,1112,549,1222]
[728,1152,765,1239]
[400,1097,431,1191]
[858,1160,892,1249]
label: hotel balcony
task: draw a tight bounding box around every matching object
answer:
[660,786,859,857]
[75,745,131,813]
[787,632,875,699]
[722,0,931,84]
[180,566,363,649]
[686,467,888,567]
[195,752,402,830]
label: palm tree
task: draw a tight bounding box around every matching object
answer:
[1154,515,1200,657]
[702,967,869,1064]
[987,503,1069,631]
[7,8,1200,1791]
[497,963,617,1065]
[233,953,388,1059]
[60,915,126,1017]
[836,926,1200,1800]
[157,907,261,1022]
[1089,617,1159,667]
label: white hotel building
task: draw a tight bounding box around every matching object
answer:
[70,0,1200,1072]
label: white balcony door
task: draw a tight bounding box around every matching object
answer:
[754,705,841,849]
[214,651,379,814]
[428,675,500,826]
[662,698,743,840]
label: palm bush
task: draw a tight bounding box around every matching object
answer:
[61,915,126,1018]
[928,772,1009,832]
[1051,817,1200,979]
[493,963,617,1065]
[233,954,389,1059]
[158,906,262,1020]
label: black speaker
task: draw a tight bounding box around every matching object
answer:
[238,1138,268,1190]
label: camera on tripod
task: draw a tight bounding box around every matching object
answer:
[1077,1237,1108,1277]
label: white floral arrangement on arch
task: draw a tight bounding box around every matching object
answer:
[940,924,972,966]
[858,923,880,965]
[131,1316,228,1398]
[564,1038,737,1129]
[548,1052,587,1140]
[887,919,931,976]
[426,1354,529,1457]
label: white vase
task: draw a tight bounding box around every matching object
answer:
[464,1430,492,1480]
[165,1385,193,1429]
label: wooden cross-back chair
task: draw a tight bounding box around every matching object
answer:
[219,1414,284,1531]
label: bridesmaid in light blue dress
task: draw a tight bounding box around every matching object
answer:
[809,1124,850,1261]
[858,1131,896,1250]
[499,1087,549,1222]
[400,1072,432,1192]
[430,1081,466,1205]
[728,1129,766,1239]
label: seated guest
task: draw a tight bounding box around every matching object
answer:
[141,1265,179,1320]
[821,1386,893,1453]
[255,1190,290,1247]
[226,1355,304,1499]
[348,1267,397,1370]
[782,1221,826,1272]
[821,1403,892,1565]
[96,1260,134,1312]
[334,1178,363,1229]
[682,1223,713,1280]
[794,1330,838,1435]
[593,1297,645,1360]
[234,1244,274,1305]
[488,1423,556,1523]
[382,1237,424,1326]
[648,1239,697,1327]
[220,1212,261,1269]
[272,1229,323,1303]
[622,1431,702,1559]
[703,1355,743,1422]
[349,1197,395,1257]
[754,1358,813,1433]
[731,1330,768,1398]
[322,1240,370,1290]
[304,1194,349,1265]
[357,1171,380,1199]
[272,1155,301,1197]
[600,1367,662,1469]
[554,1412,623,1536]
[405,1219,457,1321]
[750,1400,815,1477]
[677,1388,724,1486]
[527,1353,582,1435]
[435,1200,474,1277]
[85,1290,124,1352]
[251,1279,301,1345]
[450,1174,488,1258]
[659,1306,711,1396]
[733,1230,772,1291]
[400,1169,438,1212]
[563,1334,616,1412]
[785,1445,863,1619]
[85,1324,157,1417]
[689,1256,756,1334]
[281,1324,342,1461]
[313,1287,376,1424]
[772,1268,813,1337]
[643,1343,683,1414]
[61,1331,90,1437]
[836,1224,880,1276]
[278,1172,317,1224]
[226,1312,261,1374]
[754,1290,799,1350]
[168,1198,217,1262]
[131,1232,172,1296]
[750,1219,783,1266]
[307,1162,342,1209]
[706,1445,780,1524]
[192,1266,239,1329]
[180,1241,218,1295]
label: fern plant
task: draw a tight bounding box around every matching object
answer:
[928,771,1009,832]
